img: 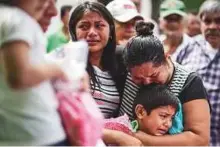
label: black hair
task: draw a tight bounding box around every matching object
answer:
[124,20,166,69]
[97,0,113,6]
[133,84,179,118]
[0,0,13,5]
[60,5,72,19]
[68,1,118,93]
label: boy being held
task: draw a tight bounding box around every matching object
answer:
[131,84,180,135]
[104,84,181,139]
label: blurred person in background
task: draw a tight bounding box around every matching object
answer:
[134,0,160,37]
[177,0,220,145]
[98,0,159,38]
[131,0,141,13]
[47,5,72,53]
[38,0,58,33]
[159,0,193,62]
[97,0,112,6]
[106,0,144,46]
[185,11,201,37]
[98,0,141,17]
[0,0,68,145]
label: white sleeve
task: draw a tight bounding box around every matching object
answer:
[0,8,35,47]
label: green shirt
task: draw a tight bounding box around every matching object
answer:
[131,120,139,132]
[47,28,69,53]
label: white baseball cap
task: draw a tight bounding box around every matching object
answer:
[106,0,144,23]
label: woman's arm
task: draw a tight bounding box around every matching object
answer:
[2,41,66,89]
[103,129,143,146]
[135,99,210,146]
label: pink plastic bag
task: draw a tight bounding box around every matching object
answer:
[56,87,104,146]
[104,114,133,135]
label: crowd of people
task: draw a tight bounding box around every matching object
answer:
[0,0,219,146]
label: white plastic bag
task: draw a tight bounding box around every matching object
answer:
[46,41,105,146]
[46,40,88,90]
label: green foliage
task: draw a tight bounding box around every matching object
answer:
[181,0,205,12]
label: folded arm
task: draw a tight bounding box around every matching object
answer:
[102,129,143,146]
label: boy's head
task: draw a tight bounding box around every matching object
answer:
[133,84,179,136]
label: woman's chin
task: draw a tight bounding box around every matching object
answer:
[89,46,103,53]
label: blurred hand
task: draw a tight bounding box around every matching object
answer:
[79,72,90,92]
[58,70,69,82]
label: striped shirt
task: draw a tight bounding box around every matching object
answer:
[119,72,140,118]
[91,66,120,118]
[119,63,190,119]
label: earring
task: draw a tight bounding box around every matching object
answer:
[131,120,139,132]
[71,35,76,41]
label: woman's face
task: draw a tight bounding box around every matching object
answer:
[38,0,57,32]
[130,61,170,85]
[75,11,110,54]
[15,0,49,20]
[160,14,185,38]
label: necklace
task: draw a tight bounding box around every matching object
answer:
[165,59,174,85]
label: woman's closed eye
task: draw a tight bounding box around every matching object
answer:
[78,23,90,30]
[159,114,168,119]
[95,22,106,29]
[151,72,158,78]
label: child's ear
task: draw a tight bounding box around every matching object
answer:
[135,104,147,119]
